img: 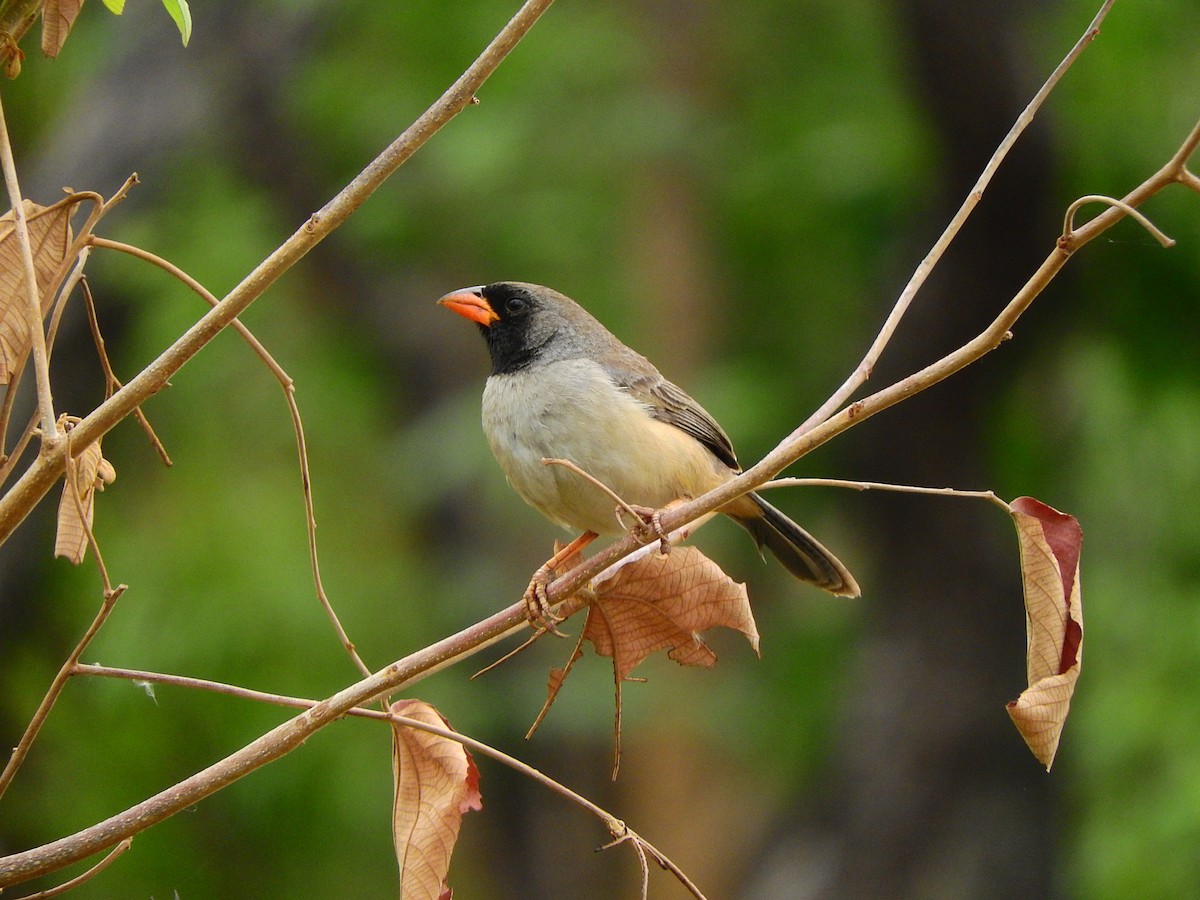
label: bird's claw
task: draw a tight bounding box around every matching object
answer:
[625,504,672,555]
[522,564,568,636]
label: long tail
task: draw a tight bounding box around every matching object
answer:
[730,493,860,597]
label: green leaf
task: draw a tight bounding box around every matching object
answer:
[100,0,125,13]
[159,0,191,46]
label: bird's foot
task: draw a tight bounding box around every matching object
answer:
[522,530,598,633]
[625,504,674,555]
[522,566,565,635]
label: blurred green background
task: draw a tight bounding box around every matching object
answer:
[1,1,1198,897]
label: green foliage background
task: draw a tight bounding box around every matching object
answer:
[1,1,1199,897]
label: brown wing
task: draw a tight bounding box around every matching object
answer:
[603,351,740,471]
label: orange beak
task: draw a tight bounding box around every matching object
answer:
[437,287,499,327]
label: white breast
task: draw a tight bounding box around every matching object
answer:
[482,358,727,535]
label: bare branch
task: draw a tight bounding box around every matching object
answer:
[9,838,132,900]
[0,584,126,800]
[796,0,1116,436]
[89,236,369,674]
[761,477,1012,511]
[0,0,559,548]
[73,663,708,898]
[0,90,57,445]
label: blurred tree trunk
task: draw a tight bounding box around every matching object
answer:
[740,2,1063,898]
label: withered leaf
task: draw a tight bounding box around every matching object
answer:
[528,544,759,777]
[1006,496,1083,770]
[586,545,760,680]
[54,439,116,564]
[42,0,85,58]
[390,699,482,900]
[0,199,74,383]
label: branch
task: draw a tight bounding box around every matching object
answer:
[12,99,1190,889]
[0,89,58,445]
[9,839,131,900]
[796,0,1115,436]
[0,585,126,800]
[0,0,558,547]
[2,0,1195,890]
[72,664,706,899]
[90,236,370,675]
[761,476,1012,512]
[0,0,561,882]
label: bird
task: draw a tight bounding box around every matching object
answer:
[438,281,860,614]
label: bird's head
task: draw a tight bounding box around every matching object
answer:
[438,282,602,375]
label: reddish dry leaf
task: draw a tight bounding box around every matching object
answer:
[1006,496,1084,770]
[390,699,482,900]
[42,0,85,58]
[55,439,116,564]
[0,199,74,383]
[586,545,760,680]
[530,545,759,775]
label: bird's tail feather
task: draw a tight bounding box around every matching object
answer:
[732,493,860,597]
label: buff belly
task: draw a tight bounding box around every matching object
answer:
[481,358,728,535]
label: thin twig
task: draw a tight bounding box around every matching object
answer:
[9,838,132,900]
[791,0,1116,439]
[43,246,90,361]
[0,0,559,548]
[0,583,127,800]
[75,663,382,714]
[81,278,171,465]
[470,628,545,679]
[760,477,1012,512]
[89,236,369,676]
[1063,194,1175,246]
[542,457,646,529]
[0,89,58,446]
[0,407,38,487]
[73,663,707,899]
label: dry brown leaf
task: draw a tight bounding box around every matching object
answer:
[530,545,759,775]
[0,199,74,383]
[586,545,760,680]
[54,439,116,564]
[1006,496,1083,770]
[390,699,482,900]
[42,0,85,58]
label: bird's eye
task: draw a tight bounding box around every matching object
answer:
[505,296,526,314]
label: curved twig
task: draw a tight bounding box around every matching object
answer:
[10,838,132,900]
[0,581,127,800]
[1062,194,1174,246]
[73,663,707,899]
[88,236,370,676]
